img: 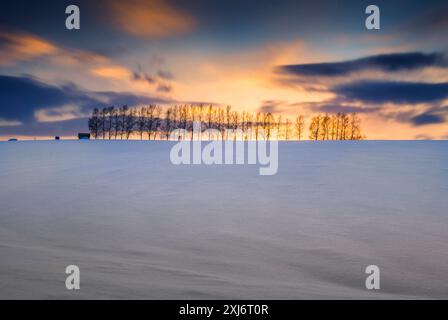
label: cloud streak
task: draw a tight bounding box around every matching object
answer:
[277,52,448,77]
[333,80,448,104]
[0,31,58,66]
[0,30,112,68]
[411,112,445,126]
[0,75,170,126]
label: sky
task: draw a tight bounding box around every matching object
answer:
[0,0,447,140]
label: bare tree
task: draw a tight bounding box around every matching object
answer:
[171,105,178,129]
[295,115,305,141]
[198,104,205,140]
[335,113,341,140]
[231,111,239,141]
[276,115,282,140]
[320,114,331,140]
[225,106,232,140]
[119,106,128,139]
[179,105,189,136]
[107,106,114,139]
[136,106,147,140]
[206,105,214,139]
[330,114,337,140]
[255,112,261,141]
[164,107,173,140]
[144,105,155,140]
[88,108,100,139]
[349,113,362,140]
[263,112,274,140]
[246,112,254,140]
[100,107,107,139]
[284,119,292,141]
[340,113,350,140]
[88,104,365,141]
[309,115,321,141]
[153,105,162,140]
[124,108,135,139]
[112,107,120,139]
[217,107,225,141]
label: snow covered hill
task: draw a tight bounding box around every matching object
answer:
[0,141,447,299]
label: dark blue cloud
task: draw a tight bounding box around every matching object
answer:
[0,75,94,122]
[311,103,380,114]
[411,113,445,126]
[0,75,168,123]
[278,52,447,77]
[333,80,448,104]
[0,75,170,136]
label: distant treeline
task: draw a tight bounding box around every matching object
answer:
[88,105,364,140]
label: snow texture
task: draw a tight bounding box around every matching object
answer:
[0,141,447,299]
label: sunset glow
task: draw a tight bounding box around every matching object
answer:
[1,0,447,140]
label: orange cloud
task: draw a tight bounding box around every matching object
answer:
[90,66,132,79]
[0,30,113,69]
[107,0,196,38]
[0,31,58,66]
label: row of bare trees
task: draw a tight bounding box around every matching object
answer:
[308,113,363,140]
[88,105,364,140]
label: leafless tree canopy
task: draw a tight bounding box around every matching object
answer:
[88,105,365,141]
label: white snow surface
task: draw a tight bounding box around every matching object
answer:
[0,140,447,299]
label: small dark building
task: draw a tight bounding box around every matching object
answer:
[78,133,90,140]
[55,136,60,140]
